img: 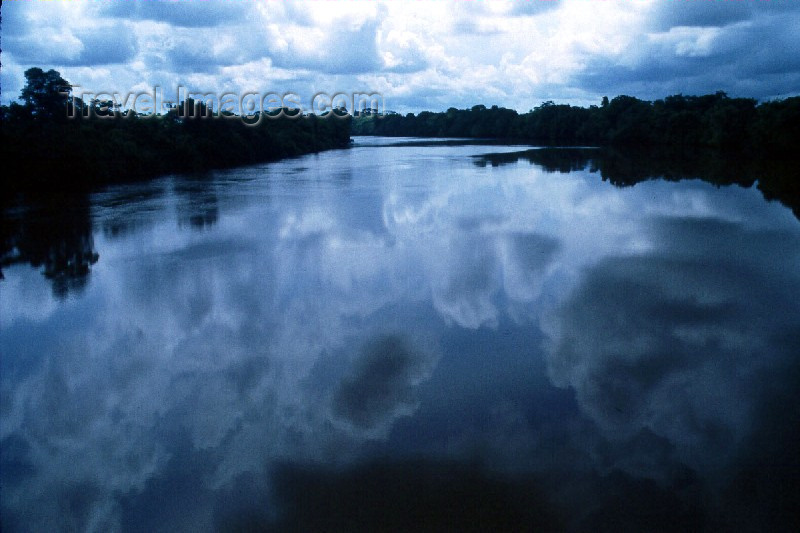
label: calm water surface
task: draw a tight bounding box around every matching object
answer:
[2,138,800,531]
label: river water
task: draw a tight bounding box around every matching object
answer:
[2,137,799,531]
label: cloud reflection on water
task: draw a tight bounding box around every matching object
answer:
[1,143,799,530]
[544,217,800,476]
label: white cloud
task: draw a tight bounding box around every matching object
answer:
[2,1,799,110]
[648,26,722,58]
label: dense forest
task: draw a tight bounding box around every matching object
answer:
[0,68,352,195]
[353,93,800,155]
[3,68,799,200]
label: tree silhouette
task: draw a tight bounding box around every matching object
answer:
[20,67,72,120]
[0,67,351,193]
[352,92,800,156]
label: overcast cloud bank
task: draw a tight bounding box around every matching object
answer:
[3,0,799,112]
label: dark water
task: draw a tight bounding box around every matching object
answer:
[2,138,799,531]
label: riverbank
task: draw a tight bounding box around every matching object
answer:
[1,69,352,198]
[1,109,351,199]
[352,92,800,156]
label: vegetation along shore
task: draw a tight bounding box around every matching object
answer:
[2,68,799,199]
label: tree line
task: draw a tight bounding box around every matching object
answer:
[353,93,800,155]
[3,68,798,197]
[0,68,352,195]
[475,146,799,220]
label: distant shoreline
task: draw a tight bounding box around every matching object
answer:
[0,69,354,199]
[352,92,800,157]
[2,70,797,203]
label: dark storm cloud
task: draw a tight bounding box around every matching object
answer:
[579,4,800,99]
[721,15,800,76]
[648,0,755,30]
[649,0,800,31]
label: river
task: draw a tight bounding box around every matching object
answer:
[2,137,799,531]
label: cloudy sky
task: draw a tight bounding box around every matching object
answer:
[2,0,800,113]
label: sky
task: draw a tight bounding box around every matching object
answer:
[2,0,800,114]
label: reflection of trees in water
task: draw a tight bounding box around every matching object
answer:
[475,147,599,173]
[97,183,167,240]
[1,196,98,299]
[175,181,219,231]
[475,147,800,220]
